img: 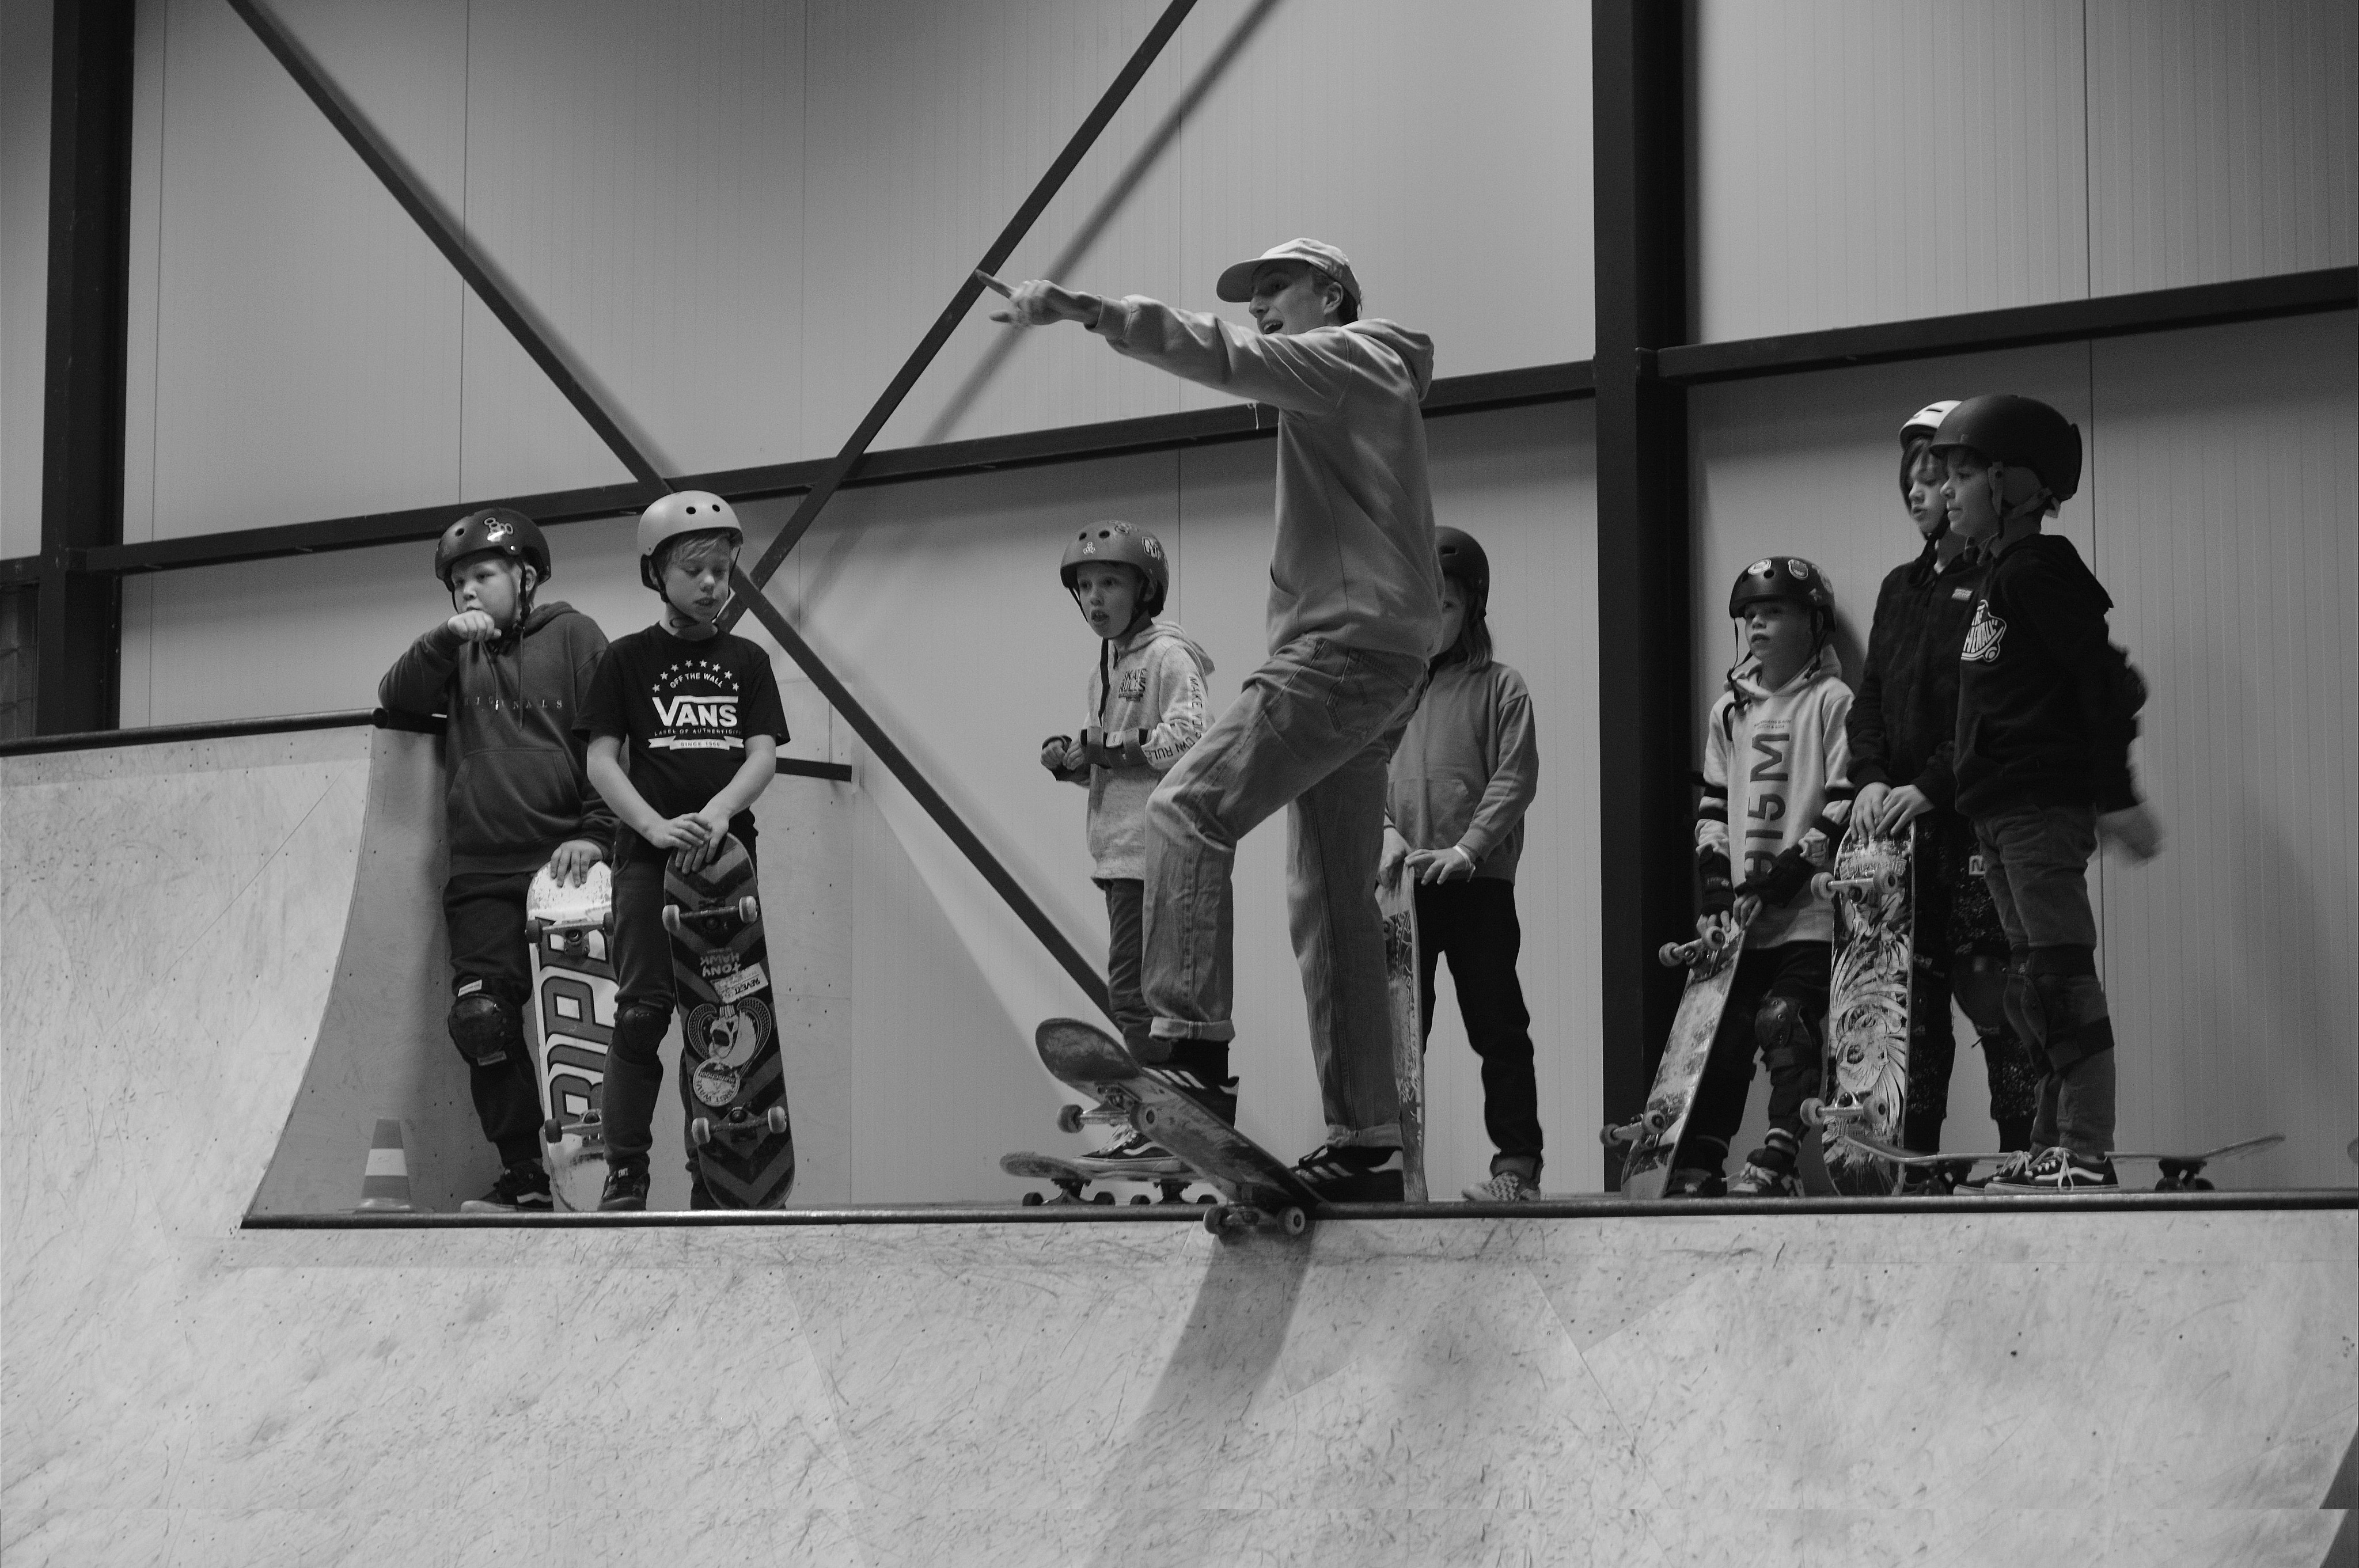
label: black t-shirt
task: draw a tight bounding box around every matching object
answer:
[581,625,790,865]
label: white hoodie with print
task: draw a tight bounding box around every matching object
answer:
[1696,646,1856,948]
[1055,620,1216,881]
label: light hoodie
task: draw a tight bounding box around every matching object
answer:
[1089,298,1444,660]
[1385,654,1538,883]
[1053,619,1216,881]
[1696,646,1856,948]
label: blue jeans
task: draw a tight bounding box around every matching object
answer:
[1141,636,1425,1148]
[1974,804,2117,1157]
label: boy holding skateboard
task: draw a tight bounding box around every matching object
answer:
[1377,527,1545,1202]
[1931,395,2160,1191]
[581,492,788,1211]
[1849,402,2039,1167]
[379,508,615,1213]
[1678,559,1857,1197]
[1040,519,1217,1161]
[991,240,1442,1201]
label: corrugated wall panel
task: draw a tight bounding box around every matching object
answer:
[2087,313,2357,1190]
[1692,0,2090,341]
[0,0,51,560]
[2087,0,2359,296]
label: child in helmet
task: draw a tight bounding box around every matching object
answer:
[1848,403,2040,1173]
[1039,521,1216,1168]
[579,492,788,1211]
[378,507,616,1213]
[1932,395,2161,1192]
[1377,527,1545,1202]
[1677,558,1858,1198]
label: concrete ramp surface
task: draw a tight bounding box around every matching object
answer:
[2,726,2353,1567]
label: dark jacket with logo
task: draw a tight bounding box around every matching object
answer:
[1953,535,2142,819]
[378,601,616,874]
[1848,538,1985,812]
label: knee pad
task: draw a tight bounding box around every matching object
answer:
[610,1001,672,1069]
[1952,955,2010,1034]
[1754,995,1817,1075]
[447,988,522,1068]
[2028,947,2114,1069]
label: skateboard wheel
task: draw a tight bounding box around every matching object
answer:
[737,895,760,924]
[1130,1194,1151,1206]
[1056,1103,1085,1135]
[689,1117,712,1147]
[661,905,684,937]
[1091,1191,1114,1206]
[1801,1098,1825,1128]
[1195,1194,1215,1205]
[542,1117,565,1145]
[1203,1205,1238,1236]
[765,1106,789,1135]
[526,918,546,940]
[1022,1191,1044,1207]
[1278,1206,1309,1237]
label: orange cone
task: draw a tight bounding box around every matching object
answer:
[356,1118,419,1212]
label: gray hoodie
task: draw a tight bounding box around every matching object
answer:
[1052,619,1215,881]
[1090,299,1444,661]
[1386,655,1539,883]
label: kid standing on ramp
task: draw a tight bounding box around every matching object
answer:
[1931,395,2160,1191]
[580,492,788,1211]
[379,508,615,1214]
[1378,527,1545,1202]
[1679,559,1857,1198]
[991,240,1443,1201]
[1039,520,1216,1164]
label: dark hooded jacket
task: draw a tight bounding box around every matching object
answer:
[1847,537,1986,811]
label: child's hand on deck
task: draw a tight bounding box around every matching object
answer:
[549,838,603,884]
[1873,785,1932,837]
[641,814,708,857]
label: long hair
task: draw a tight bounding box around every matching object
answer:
[1442,598,1493,673]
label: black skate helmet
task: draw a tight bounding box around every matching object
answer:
[1434,526,1490,609]
[1728,557,1835,621]
[1059,520,1169,616]
[1930,394,2083,504]
[434,507,551,589]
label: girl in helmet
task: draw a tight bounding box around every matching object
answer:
[379,507,616,1213]
[1039,521,1217,1170]
[581,492,790,1210]
[1677,557,1858,1197]
[1848,402,2041,1176]
[1377,527,1545,1202]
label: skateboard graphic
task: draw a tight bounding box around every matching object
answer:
[1601,912,1754,1198]
[663,836,795,1208]
[1833,1130,2285,1193]
[1378,872,1428,1202]
[525,859,616,1212]
[1804,822,1916,1195]
[1036,1018,1322,1236]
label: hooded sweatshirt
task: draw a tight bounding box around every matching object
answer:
[1089,299,1444,660]
[1386,653,1538,882]
[378,601,616,875]
[1848,536,1985,812]
[1054,619,1216,881]
[1697,646,1854,948]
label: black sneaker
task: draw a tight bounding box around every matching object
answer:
[599,1161,651,1212]
[1985,1146,2118,1193]
[460,1161,552,1213]
[1292,1142,1404,1202]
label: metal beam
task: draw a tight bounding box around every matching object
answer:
[1591,0,1693,1187]
[732,0,1197,615]
[35,0,136,734]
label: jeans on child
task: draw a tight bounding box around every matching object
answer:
[1099,878,1151,1058]
[1974,804,2117,1158]
[1140,635,1425,1148]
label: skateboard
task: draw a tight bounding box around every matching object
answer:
[663,835,795,1208]
[1378,871,1428,1202]
[525,859,616,1212]
[999,1149,1200,1206]
[1600,912,1754,1198]
[1036,1018,1322,1236]
[1806,822,1916,1195]
[1833,1130,2285,1193]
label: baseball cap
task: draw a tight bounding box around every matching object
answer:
[1215,239,1362,306]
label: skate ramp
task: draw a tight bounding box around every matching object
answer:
[3,724,2354,1567]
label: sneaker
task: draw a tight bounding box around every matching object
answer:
[1462,1168,1542,1203]
[1898,1164,1962,1197]
[1662,1167,1725,1198]
[1073,1125,1186,1176]
[598,1161,651,1212]
[1728,1160,1801,1197]
[1985,1146,2118,1193]
[1293,1142,1405,1203]
[460,1161,551,1213]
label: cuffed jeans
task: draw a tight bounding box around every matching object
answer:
[1141,635,1425,1148]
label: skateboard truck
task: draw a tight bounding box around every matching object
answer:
[689,1103,792,1147]
[1812,865,1904,900]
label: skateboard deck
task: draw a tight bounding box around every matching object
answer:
[1602,913,1754,1198]
[525,859,616,1212]
[999,1150,1199,1207]
[1036,1018,1321,1236]
[663,836,795,1208]
[1810,822,1916,1195]
[1834,1130,2284,1192]
[1378,872,1427,1202]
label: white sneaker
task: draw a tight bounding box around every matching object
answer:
[1462,1168,1542,1203]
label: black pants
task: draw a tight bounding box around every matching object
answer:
[602,849,756,1179]
[1414,879,1543,1178]
[1903,813,2041,1152]
[442,867,549,1167]
[1683,941,1832,1175]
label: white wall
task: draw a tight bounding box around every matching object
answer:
[1,0,51,561]
[1690,314,2358,1188]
